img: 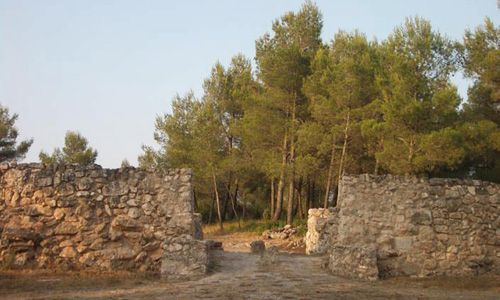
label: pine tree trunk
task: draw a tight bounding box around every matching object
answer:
[304,178,311,214]
[311,180,316,209]
[374,138,383,175]
[229,179,241,229]
[332,185,339,207]
[212,170,223,230]
[408,139,415,171]
[296,178,304,219]
[226,180,234,220]
[286,96,296,226]
[287,173,295,225]
[208,191,215,224]
[338,110,350,184]
[272,131,288,221]
[324,135,337,208]
[270,178,275,218]
[193,187,197,211]
[222,188,229,221]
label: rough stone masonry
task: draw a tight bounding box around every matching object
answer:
[305,207,338,255]
[306,174,499,280]
[0,163,208,278]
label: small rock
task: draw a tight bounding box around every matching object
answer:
[89,238,104,250]
[250,240,266,254]
[206,240,223,250]
[76,191,90,197]
[128,208,141,219]
[76,243,88,253]
[54,222,79,235]
[59,240,73,247]
[44,198,57,207]
[154,231,166,240]
[104,204,112,216]
[135,251,148,262]
[126,199,138,207]
[60,246,77,258]
[111,215,141,231]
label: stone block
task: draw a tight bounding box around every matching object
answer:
[411,210,432,225]
[102,181,129,196]
[393,236,414,252]
[54,222,79,235]
[161,236,209,279]
[60,246,77,258]
[305,208,337,255]
[111,215,142,231]
[328,245,378,281]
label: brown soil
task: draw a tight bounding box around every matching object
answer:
[0,232,498,299]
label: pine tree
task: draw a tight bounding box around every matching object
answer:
[454,18,500,181]
[462,18,500,125]
[40,131,97,166]
[254,0,322,223]
[121,159,131,168]
[303,31,379,207]
[0,104,33,162]
[367,17,464,175]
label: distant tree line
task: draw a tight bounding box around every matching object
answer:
[139,2,500,226]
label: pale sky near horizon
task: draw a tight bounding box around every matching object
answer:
[1,0,498,168]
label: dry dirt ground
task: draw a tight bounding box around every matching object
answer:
[0,232,498,300]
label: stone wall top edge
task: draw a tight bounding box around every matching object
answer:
[308,207,338,214]
[341,173,499,187]
[0,162,192,177]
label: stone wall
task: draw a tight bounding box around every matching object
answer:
[0,163,207,277]
[307,174,499,280]
[305,208,337,255]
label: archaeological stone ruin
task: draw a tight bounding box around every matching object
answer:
[306,174,499,280]
[1,162,498,282]
[0,163,208,278]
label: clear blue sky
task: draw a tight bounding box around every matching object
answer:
[1,0,498,167]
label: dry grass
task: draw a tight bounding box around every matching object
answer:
[203,219,307,237]
[203,220,265,236]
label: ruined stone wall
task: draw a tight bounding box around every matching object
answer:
[0,163,206,276]
[305,208,338,255]
[326,174,499,280]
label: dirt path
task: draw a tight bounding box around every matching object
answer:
[205,231,305,253]
[0,233,498,299]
